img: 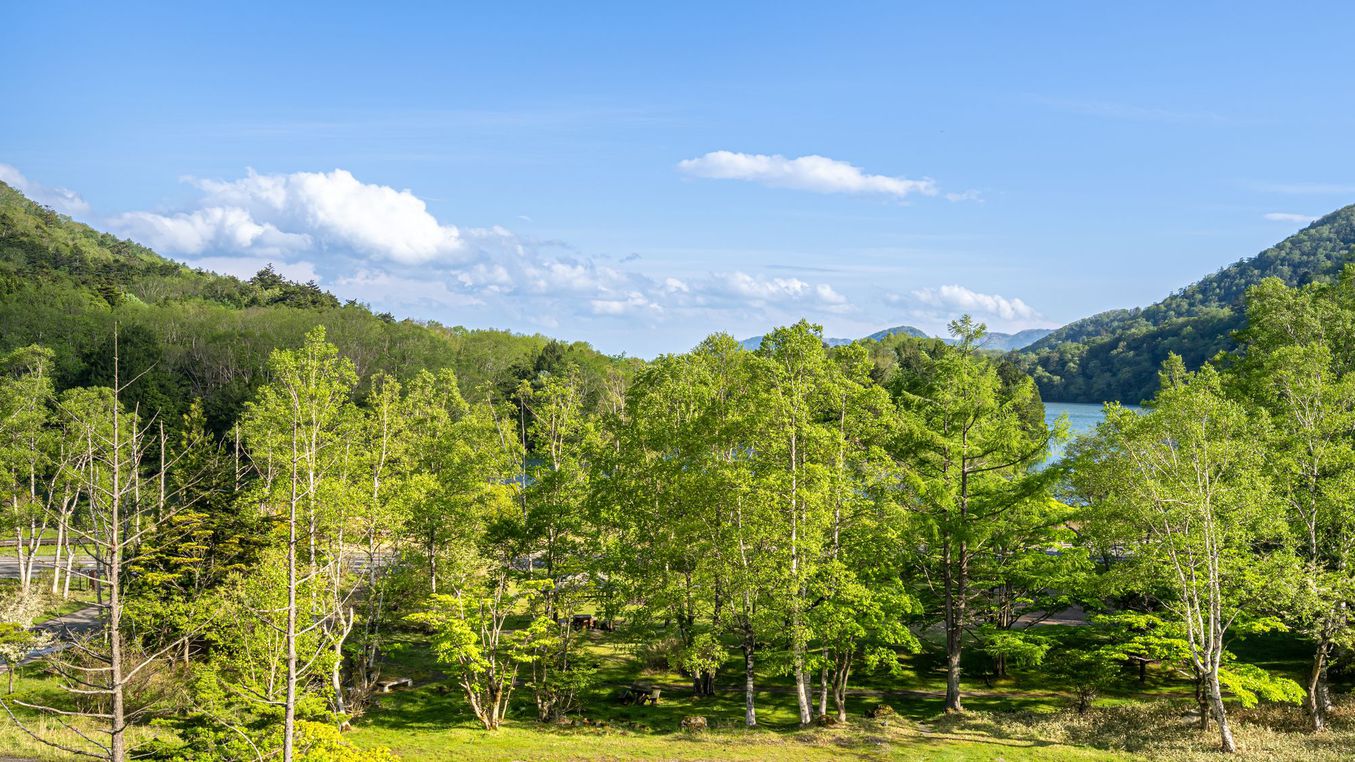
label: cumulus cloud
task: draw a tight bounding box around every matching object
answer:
[1263,212,1317,223]
[113,169,465,264]
[705,273,850,312]
[106,167,863,335]
[677,151,937,198]
[115,207,311,258]
[333,269,485,310]
[0,163,91,215]
[903,284,1043,322]
[589,292,661,317]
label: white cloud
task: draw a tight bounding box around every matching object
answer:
[184,256,320,283]
[589,292,661,317]
[113,169,465,264]
[116,207,311,257]
[105,166,868,335]
[0,164,91,215]
[906,284,1042,322]
[712,272,849,308]
[1263,212,1317,223]
[677,151,937,198]
[945,190,983,203]
[333,269,485,310]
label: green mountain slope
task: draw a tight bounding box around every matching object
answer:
[1020,204,1355,403]
[0,181,633,431]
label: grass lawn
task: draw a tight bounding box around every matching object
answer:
[343,624,1355,761]
[0,669,172,762]
[349,682,1119,761]
[346,629,1124,760]
[4,622,1354,760]
[351,718,1120,761]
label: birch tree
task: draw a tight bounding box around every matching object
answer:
[0,345,56,597]
[241,326,359,760]
[1237,274,1355,731]
[753,322,838,726]
[1083,356,1290,753]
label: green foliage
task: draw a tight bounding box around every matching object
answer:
[1218,663,1305,709]
[10,169,1355,756]
[677,632,728,690]
[1021,204,1355,403]
[0,179,634,434]
[978,628,1051,670]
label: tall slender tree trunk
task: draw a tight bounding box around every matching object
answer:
[787,427,813,727]
[794,667,812,726]
[61,537,74,598]
[14,526,28,597]
[109,354,126,762]
[109,538,125,762]
[1195,672,1210,730]
[818,666,828,719]
[943,537,967,712]
[1206,666,1236,753]
[1307,638,1331,732]
[283,422,300,762]
[742,627,757,727]
[50,520,65,596]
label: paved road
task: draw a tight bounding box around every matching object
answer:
[35,604,101,637]
[0,555,94,580]
[0,605,103,671]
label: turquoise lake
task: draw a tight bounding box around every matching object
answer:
[1043,401,1138,463]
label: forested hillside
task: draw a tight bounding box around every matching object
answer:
[0,181,637,432]
[1020,204,1355,402]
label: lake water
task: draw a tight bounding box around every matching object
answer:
[1043,401,1138,463]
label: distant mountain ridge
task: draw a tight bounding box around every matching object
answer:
[738,334,858,351]
[740,325,1054,352]
[1020,204,1355,403]
[963,328,1056,351]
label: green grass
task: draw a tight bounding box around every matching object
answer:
[4,620,1355,760]
[349,685,1119,761]
[352,720,1120,761]
[0,668,172,761]
[342,624,1355,761]
[346,630,1122,760]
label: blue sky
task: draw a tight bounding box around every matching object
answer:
[4,2,1354,355]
